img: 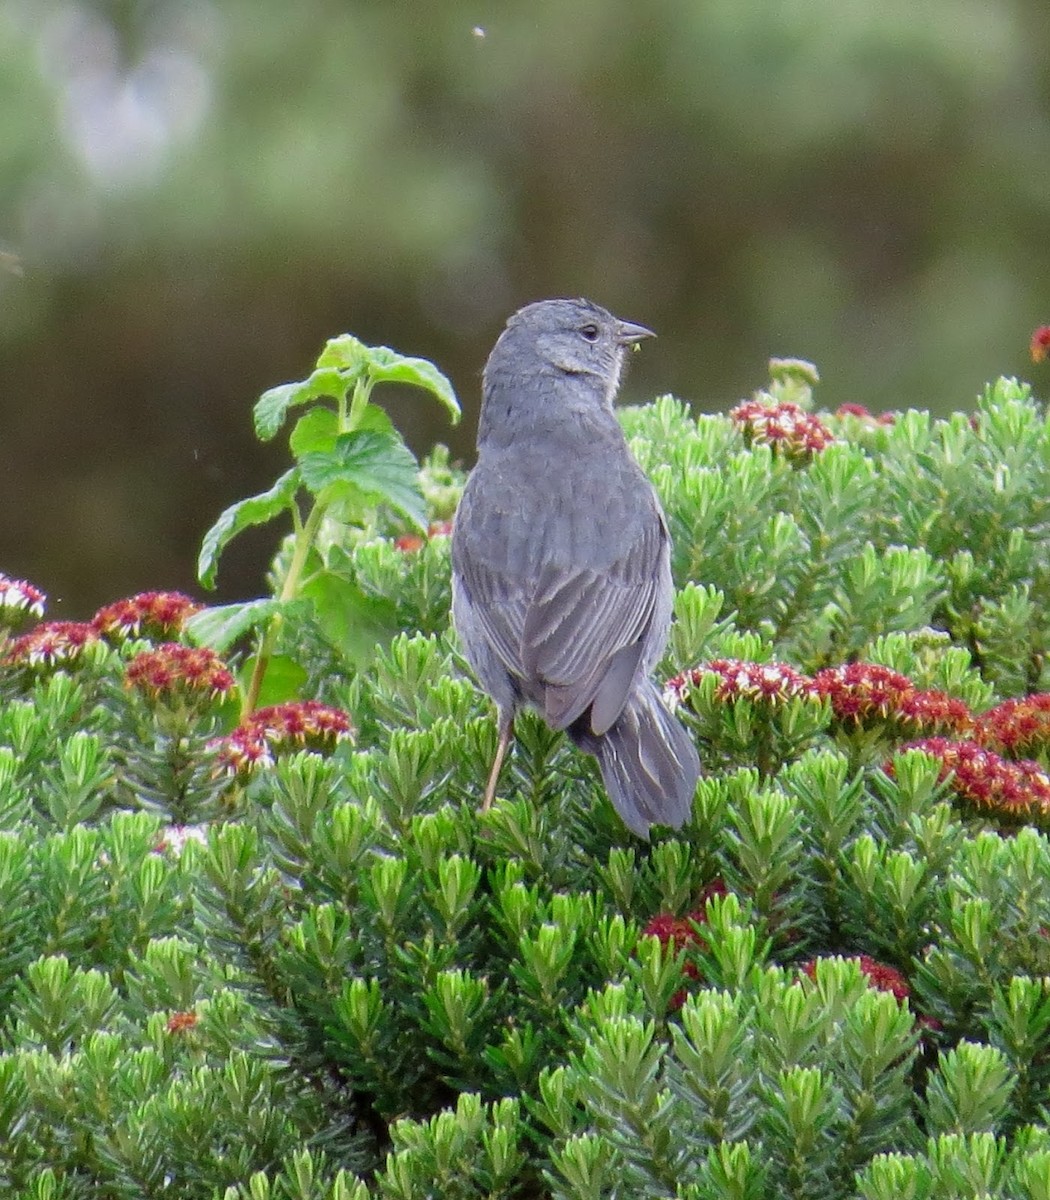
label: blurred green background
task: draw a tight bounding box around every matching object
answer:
[1,0,1047,617]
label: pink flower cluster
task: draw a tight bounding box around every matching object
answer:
[813,663,916,721]
[730,399,834,459]
[666,658,973,738]
[216,700,354,775]
[1031,326,1050,364]
[126,643,235,703]
[665,658,816,710]
[0,573,46,625]
[6,620,102,668]
[93,591,202,642]
[3,587,205,671]
[893,737,1050,824]
[896,689,975,736]
[166,1010,199,1035]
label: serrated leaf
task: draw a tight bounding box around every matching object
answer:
[185,599,283,652]
[197,468,301,588]
[301,569,400,667]
[298,430,427,531]
[253,368,350,442]
[364,345,461,423]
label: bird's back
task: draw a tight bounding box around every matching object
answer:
[455,411,660,584]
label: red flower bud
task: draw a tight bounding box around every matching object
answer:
[730,399,834,459]
[1030,326,1050,364]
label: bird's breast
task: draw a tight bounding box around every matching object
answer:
[462,433,655,579]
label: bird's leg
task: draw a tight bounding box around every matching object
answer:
[481,715,514,811]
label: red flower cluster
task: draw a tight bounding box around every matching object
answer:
[5,621,101,669]
[812,663,915,721]
[93,591,202,642]
[166,1010,198,1035]
[643,917,701,1012]
[730,399,834,459]
[394,520,455,553]
[834,403,896,426]
[666,657,974,742]
[0,573,46,625]
[643,881,727,1011]
[665,658,816,710]
[216,700,354,775]
[126,643,235,703]
[896,737,1050,823]
[801,954,910,1001]
[812,662,973,735]
[976,694,1050,758]
[644,912,707,953]
[1031,326,1050,364]
[896,689,974,736]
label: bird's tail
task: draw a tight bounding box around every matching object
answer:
[571,683,700,839]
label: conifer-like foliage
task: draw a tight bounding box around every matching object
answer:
[2,365,1050,1199]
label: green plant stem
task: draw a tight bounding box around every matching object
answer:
[241,371,377,719]
[241,501,327,719]
[346,377,373,432]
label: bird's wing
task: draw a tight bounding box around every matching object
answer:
[523,518,665,731]
[454,490,668,735]
[451,481,534,683]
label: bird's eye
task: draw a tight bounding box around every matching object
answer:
[580,324,600,342]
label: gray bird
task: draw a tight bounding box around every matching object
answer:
[451,297,701,838]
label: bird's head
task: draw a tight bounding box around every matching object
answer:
[490,297,654,410]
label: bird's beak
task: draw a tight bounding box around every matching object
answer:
[615,319,656,346]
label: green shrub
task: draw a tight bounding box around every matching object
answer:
[1,357,1050,1197]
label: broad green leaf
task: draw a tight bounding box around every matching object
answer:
[365,345,461,423]
[320,482,376,528]
[185,599,283,652]
[356,403,398,437]
[298,430,427,531]
[197,467,301,588]
[290,407,339,459]
[289,403,396,462]
[317,333,371,372]
[236,653,308,708]
[253,368,350,441]
[256,339,458,442]
[187,597,315,652]
[302,570,400,667]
